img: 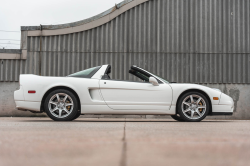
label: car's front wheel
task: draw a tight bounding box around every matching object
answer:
[44,89,79,121]
[171,114,184,122]
[177,92,210,122]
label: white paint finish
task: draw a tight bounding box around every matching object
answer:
[219,93,234,106]
[89,89,104,102]
[169,83,223,105]
[82,105,172,115]
[14,65,234,115]
[81,105,113,114]
[212,105,234,113]
[15,101,41,112]
[14,85,24,101]
[108,105,169,110]
[91,65,109,79]
[18,74,105,107]
[99,80,172,110]
[149,77,159,86]
[26,0,149,36]
[168,106,176,115]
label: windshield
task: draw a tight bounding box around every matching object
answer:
[137,67,169,83]
[68,66,101,78]
[152,75,169,83]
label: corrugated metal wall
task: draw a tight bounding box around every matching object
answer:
[0,60,26,82]
[1,0,250,83]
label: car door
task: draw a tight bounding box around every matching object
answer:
[99,80,172,110]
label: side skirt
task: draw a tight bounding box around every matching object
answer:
[209,112,233,116]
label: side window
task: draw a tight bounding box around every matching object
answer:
[68,66,101,78]
[129,70,149,82]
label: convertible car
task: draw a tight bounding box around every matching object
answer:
[14,65,234,122]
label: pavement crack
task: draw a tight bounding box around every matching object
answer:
[120,121,127,166]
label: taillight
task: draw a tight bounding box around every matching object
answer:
[28,91,36,94]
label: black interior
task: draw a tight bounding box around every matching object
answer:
[102,65,162,83]
[129,69,149,82]
[102,65,111,80]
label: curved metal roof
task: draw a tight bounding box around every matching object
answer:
[21,0,148,34]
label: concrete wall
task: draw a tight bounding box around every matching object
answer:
[0,82,46,117]
[1,82,249,119]
[203,84,250,120]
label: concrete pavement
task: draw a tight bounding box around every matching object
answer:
[0,118,249,166]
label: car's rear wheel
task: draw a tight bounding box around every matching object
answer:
[171,114,184,122]
[44,89,78,121]
[177,92,210,122]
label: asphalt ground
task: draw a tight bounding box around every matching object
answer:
[0,118,249,166]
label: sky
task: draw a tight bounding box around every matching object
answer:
[0,0,123,49]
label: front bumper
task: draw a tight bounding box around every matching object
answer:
[211,93,234,115]
[211,112,233,116]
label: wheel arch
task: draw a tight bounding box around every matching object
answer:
[40,86,81,112]
[176,89,212,115]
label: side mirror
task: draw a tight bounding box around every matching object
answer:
[149,77,159,86]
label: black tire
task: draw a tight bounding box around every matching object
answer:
[73,111,82,120]
[44,89,79,121]
[177,91,210,122]
[171,114,185,122]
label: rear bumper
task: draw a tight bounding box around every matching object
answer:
[15,101,41,112]
[14,86,25,101]
[15,85,41,112]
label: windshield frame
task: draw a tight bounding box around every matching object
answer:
[133,66,169,84]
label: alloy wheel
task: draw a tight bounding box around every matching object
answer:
[48,93,74,118]
[181,95,206,120]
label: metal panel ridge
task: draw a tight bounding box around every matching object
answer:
[24,0,149,36]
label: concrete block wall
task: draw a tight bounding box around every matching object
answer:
[0,82,46,117]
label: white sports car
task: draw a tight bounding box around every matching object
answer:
[14,65,234,122]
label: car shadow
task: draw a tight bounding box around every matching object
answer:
[18,119,233,123]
